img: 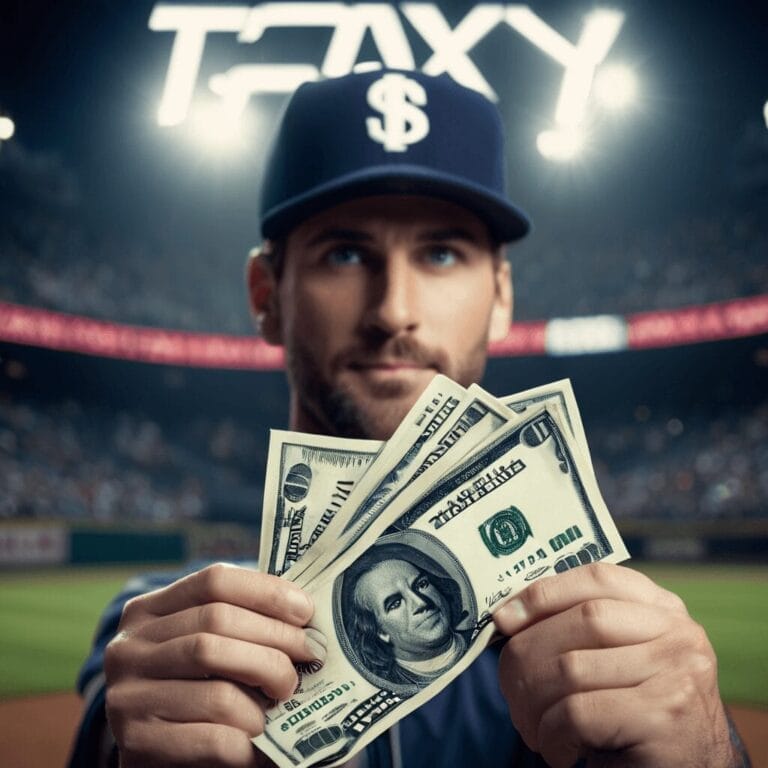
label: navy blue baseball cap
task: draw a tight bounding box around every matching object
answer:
[259,68,530,243]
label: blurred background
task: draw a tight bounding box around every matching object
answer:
[0,0,766,765]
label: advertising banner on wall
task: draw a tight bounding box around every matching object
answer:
[0,524,69,566]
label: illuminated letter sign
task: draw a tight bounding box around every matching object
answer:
[149,3,624,142]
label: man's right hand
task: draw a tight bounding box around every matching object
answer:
[104,563,325,767]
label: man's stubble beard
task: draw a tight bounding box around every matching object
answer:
[286,335,489,440]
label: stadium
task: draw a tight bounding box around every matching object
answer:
[0,0,766,765]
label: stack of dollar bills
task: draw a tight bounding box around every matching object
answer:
[254,376,629,768]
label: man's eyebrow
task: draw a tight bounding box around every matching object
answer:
[305,228,374,248]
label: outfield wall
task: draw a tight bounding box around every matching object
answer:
[0,522,259,568]
[0,521,764,568]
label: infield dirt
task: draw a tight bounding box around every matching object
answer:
[0,693,765,768]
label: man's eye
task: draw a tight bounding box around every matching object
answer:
[425,247,458,267]
[326,247,363,266]
[416,576,430,591]
[385,596,402,612]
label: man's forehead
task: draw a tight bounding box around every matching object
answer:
[357,558,421,594]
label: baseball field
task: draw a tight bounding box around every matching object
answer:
[1,562,766,766]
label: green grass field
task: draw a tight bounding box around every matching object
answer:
[1,563,766,705]
[0,567,155,698]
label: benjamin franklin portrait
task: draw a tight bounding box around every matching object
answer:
[333,531,475,696]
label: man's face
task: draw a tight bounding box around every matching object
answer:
[354,558,452,662]
[271,195,511,440]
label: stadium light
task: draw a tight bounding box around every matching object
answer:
[150,5,249,127]
[764,100,768,130]
[594,63,638,110]
[0,116,15,141]
[552,9,624,128]
[536,127,586,162]
[535,8,624,162]
[208,64,318,120]
[188,100,244,153]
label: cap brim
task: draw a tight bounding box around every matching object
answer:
[260,164,530,244]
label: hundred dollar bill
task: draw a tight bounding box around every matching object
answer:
[502,378,593,474]
[294,379,593,586]
[252,405,629,768]
[258,431,382,576]
[292,379,524,587]
[285,375,469,583]
[280,379,591,585]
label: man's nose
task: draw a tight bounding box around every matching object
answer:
[363,252,419,336]
[408,589,430,614]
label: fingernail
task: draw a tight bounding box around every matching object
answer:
[286,589,313,622]
[304,628,327,663]
[498,597,528,629]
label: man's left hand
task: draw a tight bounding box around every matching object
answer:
[493,562,738,768]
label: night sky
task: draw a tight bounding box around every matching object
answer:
[1,0,766,258]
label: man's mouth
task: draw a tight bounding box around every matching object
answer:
[339,336,447,382]
[415,607,440,629]
[348,359,433,373]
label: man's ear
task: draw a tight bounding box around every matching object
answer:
[377,631,391,645]
[246,244,283,345]
[488,253,513,343]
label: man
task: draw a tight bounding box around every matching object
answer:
[341,541,470,691]
[68,68,749,768]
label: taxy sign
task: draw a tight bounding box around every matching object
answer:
[149,3,624,133]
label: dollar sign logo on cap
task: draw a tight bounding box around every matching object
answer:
[365,73,430,152]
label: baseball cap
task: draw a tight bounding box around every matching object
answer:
[259,68,531,243]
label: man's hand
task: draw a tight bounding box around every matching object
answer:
[493,563,737,768]
[104,563,326,767]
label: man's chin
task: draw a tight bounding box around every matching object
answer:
[346,397,419,441]
[418,629,453,655]
[345,366,438,396]
[340,369,437,439]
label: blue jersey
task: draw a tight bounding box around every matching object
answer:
[66,565,546,768]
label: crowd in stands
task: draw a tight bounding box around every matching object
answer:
[0,206,252,334]
[0,396,266,525]
[1,138,766,531]
[0,390,765,525]
[1,191,766,333]
[592,401,768,521]
[518,208,768,320]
